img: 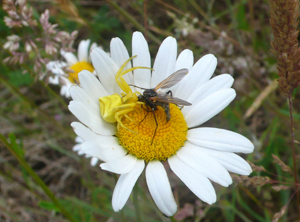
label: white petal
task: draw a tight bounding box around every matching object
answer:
[91,47,121,94]
[146,161,177,217]
[75,136,83,143]
[110,37,133,84]
[90,43,98,52]
[187,127,254,153]
[80,136,126,161]
[61,50,78,66]
[72,144,81,152]
[70,85,99,114]
[185,88,236,128]
[68,101,116,136]
[59,76,73,98]
[78,150,85,155]
[112,160,145,212]
[71,122,98,141]
[100,154,137,174]
[48,75,60,85]
[182,74,234,116]
[78,39,91,62]
[168,155,216,204]
[198,147,252,175]
[90,157,99,166]
[174,54,217,100]
[78,70,109,104]
[151,37,177,88]
[170,49,194,92]
[60,84,71,98]
[174,49,194,71]
[46,61,67,75]
[132,32,151,91]
[177,143,232,187]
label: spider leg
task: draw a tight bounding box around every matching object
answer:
[113,103,138,134]
[115,109,138,134]
[124,114,138,124]
[115,56,153,94]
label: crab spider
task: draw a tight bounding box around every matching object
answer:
[99,56,151,133]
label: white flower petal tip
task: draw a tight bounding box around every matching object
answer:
[72,144,81,152]
[132,32,151,90]
[183,74,234,107]
[70,122,97,141]
[174,54,217,100]
[69,85,99,114]
[174,49,194,71]
[186,142,252,176]
[90,47,120,94]
[90,157,99,166]
[187,128,254,154]
[110,37,132,84]
[146,161,177,217]
[100,155,137,174]
[61,50,78,66]
[185,88,236,128]
[78,39,91,62]
[151,37,177,88]
[169,155,216,204]
[80,136,126,162]
[177,145,233,187]
[78,70,109,102]
[112,160,145,212]
[75,136,83,143]
[110,37,130,67]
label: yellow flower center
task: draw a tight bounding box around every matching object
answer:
[68,61,94,83]
[117,104,188,162]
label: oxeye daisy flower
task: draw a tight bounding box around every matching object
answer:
[68,31,254,216]
[47,39,96,98]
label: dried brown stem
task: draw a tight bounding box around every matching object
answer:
[288,92,300,211]
[268,0,300,215]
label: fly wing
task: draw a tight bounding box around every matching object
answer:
[150,95,192,106]
[154,68,189,90]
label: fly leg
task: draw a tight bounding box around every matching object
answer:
[151,108,158,145]
[140,104,154,124]
[166,90,173,97]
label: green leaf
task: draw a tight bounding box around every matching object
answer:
[38,201,60,212]
[8,133,25,157]
[236,3,249,30]
[7,70,33,87]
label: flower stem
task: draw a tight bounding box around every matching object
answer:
[107,0,160,44]
[0,133,76,222]
[133,183,143,222]
[288,92,300,211]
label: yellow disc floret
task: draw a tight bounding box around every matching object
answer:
[117,104,188,161]
[69,61,94,83]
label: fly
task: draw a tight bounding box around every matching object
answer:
[130,68,192,144]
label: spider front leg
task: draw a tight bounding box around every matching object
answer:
[113,103,138,134]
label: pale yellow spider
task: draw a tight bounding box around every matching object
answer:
[99,56,150,133]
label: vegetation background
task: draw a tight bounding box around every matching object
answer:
[1,0,299,221]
